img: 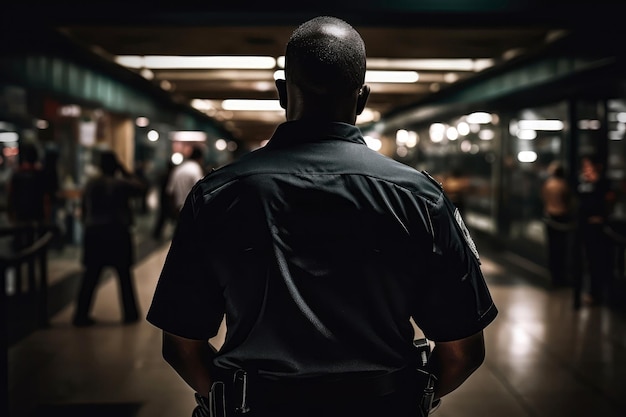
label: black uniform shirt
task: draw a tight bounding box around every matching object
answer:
[147,120,497,379]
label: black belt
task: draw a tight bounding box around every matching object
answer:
[248,367,419,405]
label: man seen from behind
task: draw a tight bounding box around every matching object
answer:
[147,15,498,417]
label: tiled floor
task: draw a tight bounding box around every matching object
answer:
[7,226,626,417]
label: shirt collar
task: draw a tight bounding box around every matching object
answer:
[265,120,367,149]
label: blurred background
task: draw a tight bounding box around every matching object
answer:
[2,1,626,416]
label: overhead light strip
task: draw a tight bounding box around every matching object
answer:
[221,99,283,111]
[116,55,493,72]
[115,55,277,70]
[273,70,419,83]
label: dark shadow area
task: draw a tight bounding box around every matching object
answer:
[29,402,142,417]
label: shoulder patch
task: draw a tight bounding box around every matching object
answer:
[454,207,480,260]
[421,170,443,191]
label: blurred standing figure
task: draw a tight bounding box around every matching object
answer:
[166,146,205,215]
[7,141,51,248]
[151,160,176,240]
[442,168,469,216]
[575,155,615,307]
[541,161,574,288]
[147,16,497,417]
[73,150,145,326]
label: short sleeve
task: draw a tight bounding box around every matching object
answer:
[146,191,225,340]
[411,194,498,342]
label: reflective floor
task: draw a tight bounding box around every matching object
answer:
[7,222,626,417]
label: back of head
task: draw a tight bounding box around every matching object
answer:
[548,161,565,178]
[99,151,118,176]
[19,141,39,165]
[285,16,366,97]
[190,146,204,162]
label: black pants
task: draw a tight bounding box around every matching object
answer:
[74,262,139,322]
[242,392,421,417]
[575,222,614,303]
[545,215,574,287]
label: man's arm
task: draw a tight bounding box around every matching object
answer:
[162,331,217,397]
[428,331,486,399]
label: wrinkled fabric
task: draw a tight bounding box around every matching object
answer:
[148,120,497,380]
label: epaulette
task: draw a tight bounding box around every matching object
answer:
[421,170,443,191]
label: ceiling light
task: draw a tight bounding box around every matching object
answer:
[518,120,564,131]
[466,112,493,124]
[0,132,18,142]
[366,58,494,72]
[221,99,283,111]
[169,131,207,141]
[365,71,419,83]
[115,55,277,70]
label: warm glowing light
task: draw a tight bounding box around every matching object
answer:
[135,117,150,127]
[191,99,214,111]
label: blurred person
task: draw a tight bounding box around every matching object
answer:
[133,159,151,214]
[166,146,205,215]
[575,155,615,307]
[152,160,176,240]
[442,168,469,216]
[73,150,146,326]
[541,160,575,288]
[6,141,51,248]
[147,16,498,417]
[42,144,63,248]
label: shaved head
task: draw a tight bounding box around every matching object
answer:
[285,16,366,97]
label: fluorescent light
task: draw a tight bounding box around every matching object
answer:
[517,151,538,163]
[366,58,494,72]
[518,120,564,131]
[366,71,418,83]
[466,112,492,124]
[0,132,18,142]
[169,131,207,141]
[275,69,419,84]
[277,56,494,72]
[221,99,282,111]
[517,129,537,140]
[115,55,277,70]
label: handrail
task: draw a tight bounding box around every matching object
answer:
[0,231,54,266]
[1,223,55,417]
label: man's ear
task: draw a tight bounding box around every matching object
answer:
[356,85,370,115]
[275,79,288,109]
